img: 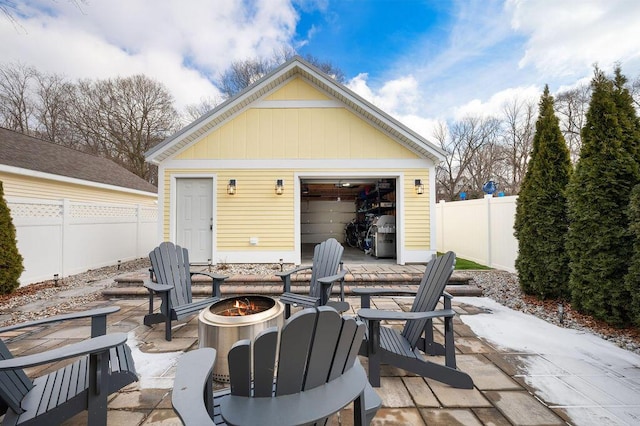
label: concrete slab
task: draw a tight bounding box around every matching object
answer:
[472,407,513,425]
[370,408,426,425]
[484,391,565,425]
[378,377,415,407]
[427,378,492,408]
[420,408,483,425]
[403,377,440,407]
[456,354,521,390]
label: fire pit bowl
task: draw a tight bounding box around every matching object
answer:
[198,295,284,382]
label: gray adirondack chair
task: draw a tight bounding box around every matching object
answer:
[0,306,137,426]
[172,306,382,425]
[355,251,474,389]
[277,238,348,318]
[144,241,228,340]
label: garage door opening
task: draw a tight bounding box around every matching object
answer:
[300,178,397,263]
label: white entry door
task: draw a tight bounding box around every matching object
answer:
[176,178,213,263]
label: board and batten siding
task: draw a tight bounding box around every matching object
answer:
[176,110,418,161]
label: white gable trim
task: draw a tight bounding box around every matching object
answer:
[146,57,445,165]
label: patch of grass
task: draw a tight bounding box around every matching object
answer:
[438,253,491,270]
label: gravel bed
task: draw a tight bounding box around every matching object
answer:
[1,260,638,355]
[470,270,640,354]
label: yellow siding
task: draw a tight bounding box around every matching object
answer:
[177,108,419,160]
[265,77,330,101]
[1,172,157,206]
[404,171,431,250]
[163,168,431,254]
[164,169,296,250]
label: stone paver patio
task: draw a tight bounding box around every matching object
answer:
[2,288,639,425]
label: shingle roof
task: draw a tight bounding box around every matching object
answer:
[0,127,157,194]
[146,56,446,164]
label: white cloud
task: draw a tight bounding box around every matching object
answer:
[453,85,541,120]
[507,0,640,77]
[347,73,421,114]
[347,73,440,139]
[0,0,299,109]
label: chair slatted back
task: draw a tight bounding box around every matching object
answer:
[308,238,344,301]
[228,307,365,399]
[149,241,194,309]
[0,340,33,415]
[401,251,456,348]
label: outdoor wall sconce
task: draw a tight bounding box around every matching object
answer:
[415,179,424,195]
[275,179,284,195]
[227,179,236,195]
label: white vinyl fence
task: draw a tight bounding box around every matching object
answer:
[8,197,158,286]
[436,195,518,272]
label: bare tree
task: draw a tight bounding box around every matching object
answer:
[555,82,591,163]
[499,97,537,194]
[65,75,179,183]
[0,62,36,132]
[630,73,640,110]
[33,72,74,145]
[217,49,346,98]
[435,115,501,200]
[183,95,225,123]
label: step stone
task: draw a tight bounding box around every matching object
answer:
[105,270,482,298]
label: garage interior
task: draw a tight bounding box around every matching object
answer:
[300,178,397,263]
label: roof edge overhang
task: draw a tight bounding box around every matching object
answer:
[146,56,446,165]
[0,164,158,198]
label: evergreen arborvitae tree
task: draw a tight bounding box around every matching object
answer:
[514,86,572,299]
[0,181,24,294]
[613,66,640,161]
[625,184,640,327]
[566,69,639,326]
[615,66,640,327]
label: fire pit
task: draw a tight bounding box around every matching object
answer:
[198,295,284,382]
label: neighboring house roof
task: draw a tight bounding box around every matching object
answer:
[0,127,157,194]
[146,56,446,164]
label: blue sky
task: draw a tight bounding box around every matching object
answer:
[295,1,452,81]
[2,0,640,139]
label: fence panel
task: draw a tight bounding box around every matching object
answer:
[437,195,517,272]
[8,197,157,286]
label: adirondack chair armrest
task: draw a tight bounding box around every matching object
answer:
[358,308,456,322]
[191,271,228,298]
[275,265,312,278]
[143,278,173,293]
[352,287,418,308]
[276,265,312,292]
[317,269,347,285]
[317,270,348,305]
[0,333,128,370]
[220,360,368,426]
[173,347,216,426]
[190,271,228,281]
[0,306,120,334]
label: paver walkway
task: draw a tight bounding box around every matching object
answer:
[2,292,639,425]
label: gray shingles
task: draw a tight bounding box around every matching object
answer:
[0,127,157,194]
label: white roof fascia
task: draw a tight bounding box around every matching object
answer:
[0,164,157,197]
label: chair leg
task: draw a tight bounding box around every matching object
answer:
[367,320,381,387]
[88,352,110,426]
[443,316,456,368]
[353,391,365,426]
[284,304,291,319]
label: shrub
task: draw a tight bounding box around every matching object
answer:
[0,181,24,294]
